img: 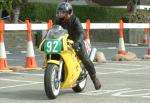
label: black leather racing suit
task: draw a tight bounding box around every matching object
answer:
[55,15,96,77]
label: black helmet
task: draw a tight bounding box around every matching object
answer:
[56,2,73,15]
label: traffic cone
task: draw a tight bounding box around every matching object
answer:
[143,29,148,45]
[47,20,53,30]
[118,20,126,55]
[144,26,150,59]
[112,19,137,61]
[0,20,11,72]
[25,20,38,69]
[84,19,92,55]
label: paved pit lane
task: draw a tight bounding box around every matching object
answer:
[0,59,150,103]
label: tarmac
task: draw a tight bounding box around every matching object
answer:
[0,43,150,103]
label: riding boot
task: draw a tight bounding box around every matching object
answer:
[90,74,101,90]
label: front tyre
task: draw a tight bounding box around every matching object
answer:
[44,63,60,99]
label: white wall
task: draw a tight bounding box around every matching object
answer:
[29,0,88,5]
[110,5,150,10]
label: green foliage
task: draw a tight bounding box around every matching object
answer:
[0,0,27,12]
[12,0,27,8]
[73,5,127,22]
[0,0,13,12]
[19,3,127,23]
[20,3,56,22]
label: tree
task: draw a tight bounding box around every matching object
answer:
[11,0,28,23]
[0,0,12,19]
[127,0,139,13]
[0,0,28,23]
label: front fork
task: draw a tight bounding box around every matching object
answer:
[58,60,63,81]
[45,54,63,82]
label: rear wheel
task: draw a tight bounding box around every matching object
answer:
[44,63,60,99]
[72,77,87,92]
[72,68,87,92]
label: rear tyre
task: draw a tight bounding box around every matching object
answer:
[72,77,87,92]
[72,70,87,93]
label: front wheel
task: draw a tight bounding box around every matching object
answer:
[44,63,60,99]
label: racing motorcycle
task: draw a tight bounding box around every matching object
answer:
[39,25,87,99]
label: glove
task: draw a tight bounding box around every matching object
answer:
[73,42,81,50]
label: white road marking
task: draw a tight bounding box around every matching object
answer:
[96,71,125,75]
[112,89,150,97]
[106,47,117,49]
[125,73,149,75]
[98,46,147,50]
[80,88,150,99]
[96,66,150,75]
[143,96,150,98]
[80,88,131,96]
[104,62,144,67]
[0,82,43,89]
[0,78,42,83]
[95,67,129,71]
[8,58,20,61]
[8,72,44,76]
[6,51,13,54]
[116,60,150,63]
[21,51,27,53]
[125,43,138,46]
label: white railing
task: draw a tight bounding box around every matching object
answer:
[3,23,150,31]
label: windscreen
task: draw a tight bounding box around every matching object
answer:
[45,25,68,39]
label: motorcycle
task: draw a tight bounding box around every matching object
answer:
[39,25,87,99]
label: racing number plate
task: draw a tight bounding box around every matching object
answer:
[44,40,62,53]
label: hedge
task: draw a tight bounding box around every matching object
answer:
[20,2,128,23]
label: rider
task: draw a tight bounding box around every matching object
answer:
[55,2,101,90]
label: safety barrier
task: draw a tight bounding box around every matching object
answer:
[3,22,150,30]
[0,19,150,71]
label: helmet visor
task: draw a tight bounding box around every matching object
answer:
[56,10,67,18]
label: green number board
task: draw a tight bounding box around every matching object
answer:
[44,39,62,53]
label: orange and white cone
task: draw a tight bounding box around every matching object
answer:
[0,20,11,72]
[47,20,53,30]
[25,20,38,69]
[118,20,126,55]
[143,29,148,45]
[144,28,150,59]
[84,19,92,55]
[112,20,137,61]
[84,19,106,62]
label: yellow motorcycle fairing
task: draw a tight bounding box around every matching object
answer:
[60,50,81,89]
[47,60,60,65]
[59,34,81,88]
